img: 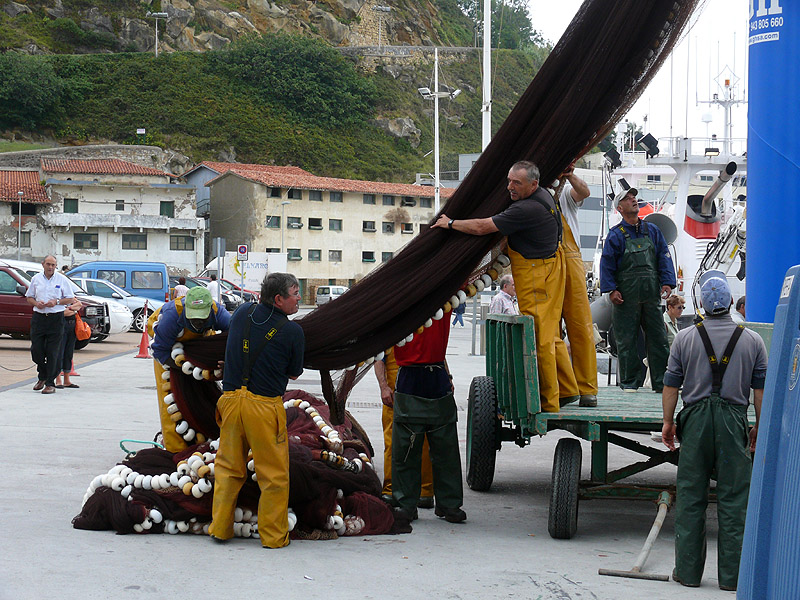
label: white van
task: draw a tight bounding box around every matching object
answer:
[315,285,348,306]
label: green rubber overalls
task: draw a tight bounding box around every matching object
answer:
[611,222,669,390]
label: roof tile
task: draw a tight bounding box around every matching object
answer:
[41,158,171,178]
[0,171,49,203]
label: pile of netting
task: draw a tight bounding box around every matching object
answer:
[73,389,408,539]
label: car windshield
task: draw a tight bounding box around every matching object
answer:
[10,267,32,281]
[96,280,131,297]
[67,277,90,296]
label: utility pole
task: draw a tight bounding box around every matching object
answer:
[146,12,169,57]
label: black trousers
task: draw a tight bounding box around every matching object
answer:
[30,312,65,386]
[57,317,77,372]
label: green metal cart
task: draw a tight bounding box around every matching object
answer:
[466,314,700,540]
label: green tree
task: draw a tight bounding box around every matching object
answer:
[0,53,67,129]
[209,34,377,128]
[456,0,544,50]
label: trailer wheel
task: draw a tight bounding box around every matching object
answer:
[548,437,582,539]
[466,376,499,491]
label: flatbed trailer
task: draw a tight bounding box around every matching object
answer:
[465,314,756,539]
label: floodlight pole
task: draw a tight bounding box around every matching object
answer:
[481,0,491,150]
[146,12,169,57]
[17,190,23,260]
[434,47,440,214]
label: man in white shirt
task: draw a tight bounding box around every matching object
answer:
[488,275,518,315]
[173,276,189,299]
[25,255,76,394]
[206,274,221,304]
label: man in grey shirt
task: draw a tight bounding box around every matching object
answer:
[661,270,767,591]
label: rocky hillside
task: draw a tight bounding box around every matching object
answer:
[1,0,474,54]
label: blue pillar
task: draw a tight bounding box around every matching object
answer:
[747,2,800,323]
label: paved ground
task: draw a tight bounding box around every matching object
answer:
[0,311,734,600]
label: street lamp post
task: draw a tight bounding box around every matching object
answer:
[280,200,291,253]
[146,12,169,57]
[17,190,23,260]
[418,48,461,214]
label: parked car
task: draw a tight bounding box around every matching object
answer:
[171,275,242,313]
[80,278,163,333]
[195,276,260,303]
[67,261,170,303]
[315,285,349,306]
[66,278,135,338]
[2,259,132,342]
[0,260,111,349]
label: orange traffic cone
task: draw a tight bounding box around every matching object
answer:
[68,361,80,376]
[135,327,151,359]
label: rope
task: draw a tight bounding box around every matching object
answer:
[119,439,165,458]
[0,364,36,372]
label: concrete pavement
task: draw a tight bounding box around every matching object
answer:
[0,315,733,599]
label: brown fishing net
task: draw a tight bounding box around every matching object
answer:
[298,0,700,380]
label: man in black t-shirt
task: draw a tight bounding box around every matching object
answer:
[209,272,304,549]
[432,161,566,413]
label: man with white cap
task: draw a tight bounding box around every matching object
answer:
[600,188,676,392]
[661,270,768,591]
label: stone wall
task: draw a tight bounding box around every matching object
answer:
[0,145,193,176]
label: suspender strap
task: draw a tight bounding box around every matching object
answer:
[531,195,563,244]
[620,221,648,241]
[694,322,745,394]
[241,303,288,387]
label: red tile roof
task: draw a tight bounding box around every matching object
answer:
[209,166,455,199]
[0,170,49,203]
[41,158,171,177]
[186,161,314,178]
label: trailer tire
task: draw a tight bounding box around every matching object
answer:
[466,376,499,491]
[548,437,582,539]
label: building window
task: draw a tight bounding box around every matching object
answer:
[401,223,414,234]
[170,235,194,251]
[420,197,432,208]
[266,215,280,228]
[270,187,281,198]
[329,219,342,231]
[308,218,323,230]
[288,188,302,200]
[287,217,303,229]
[329,249,342,262]
[362,220,376,232]
[308,249,321,261]
[382,195,395,206]
[362,251,375,262]
[363,194,376,205]
[330,191,343,203]
[115,199,125,211]
[382,221,395,234]
[160,201,174,218]
[11,203,35,216]
[122,233,147,250]
[287,248,302,261]
[382,251,393,262]
[265,247,281,253]
[309,190,322,202]
[74,232,98,249]
[401,196,416,207]
[64,198,79,213]
[20,231,31,248]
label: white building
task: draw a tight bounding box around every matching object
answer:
[206,165,454,300]
[0,158,204,273]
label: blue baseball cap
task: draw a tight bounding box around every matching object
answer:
[699,270,732,315]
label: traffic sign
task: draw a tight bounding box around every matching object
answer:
[237,244,248,261]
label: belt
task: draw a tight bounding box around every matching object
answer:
[33,312,64,317]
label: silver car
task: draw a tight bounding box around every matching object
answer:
[80,277,164,332]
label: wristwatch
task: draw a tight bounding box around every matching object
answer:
[448,219,455,229]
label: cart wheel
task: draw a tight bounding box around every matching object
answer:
[548,437,582,539]
[466,376,499,491]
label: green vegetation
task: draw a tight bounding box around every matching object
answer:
[0,33,546,181]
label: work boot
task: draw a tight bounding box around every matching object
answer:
[417,496,435,509]
[672,569,700,588]
[579,395,597,407]
[559,395,579,407]
[434,506,466,523]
